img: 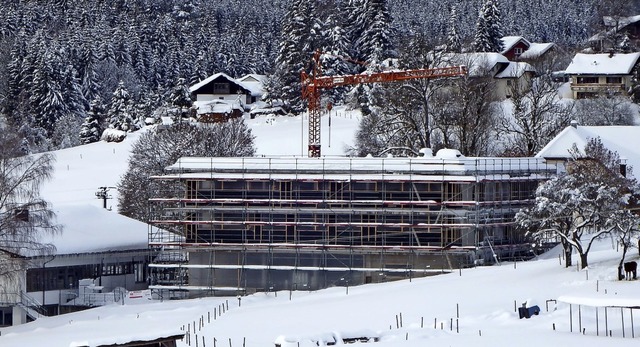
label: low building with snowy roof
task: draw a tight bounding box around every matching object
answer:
[564,52,640,99]
[194,99,244,123]
[147,152,557,297]
[494,61,537,98]
[536,123,640,179]
[0,204,153,326]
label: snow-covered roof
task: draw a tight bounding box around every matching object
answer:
[42,204,149,255]
[0,299,184,346]
[603,15,640,29]
[536,124,640,178]
[500,36,530,54]
[189,72,259,96]
[564,52,640,75]
[442,52,510,77]
[194,100,243,115]
[237,74,267,96]
[494,62,536,78]
[558,295,640,308]
[519,42,555,59]
[161,155,555,181]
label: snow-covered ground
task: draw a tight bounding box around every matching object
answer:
[3,109,640,346]
[2,239,639,346]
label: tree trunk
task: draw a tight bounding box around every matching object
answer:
[618,243,629,281]
[579,253,588,269]
[564,247,572,268]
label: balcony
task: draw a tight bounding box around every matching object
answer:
[570,83,626,93]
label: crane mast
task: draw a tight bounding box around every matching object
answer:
[301,50,467,158]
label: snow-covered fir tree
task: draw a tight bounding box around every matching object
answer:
[445,5,462,53]
[355,0,394,64]
[107,81,138,132]
[472,0,504,53]
[270,0,320,113]
[169,77,193,121]
[79,97,106,144]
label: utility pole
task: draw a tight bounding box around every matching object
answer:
[95,186,116,209]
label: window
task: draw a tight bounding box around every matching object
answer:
[213,83,229,94]
[576,76,599,84]
[514,47,523,58]
[606,76,622,84]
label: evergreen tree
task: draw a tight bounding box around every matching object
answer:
[271,0,320,113]
[107,81,137,132]
[169,77,193,121]
[473,0,504,53]
[355,0,394,63]
[445,5,462,53]
[79,97,105,144]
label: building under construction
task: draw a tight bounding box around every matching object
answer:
[148,153,556,298]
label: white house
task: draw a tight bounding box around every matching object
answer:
[536,123,640,179]
[443,52,537,99]
[564,52,640,99]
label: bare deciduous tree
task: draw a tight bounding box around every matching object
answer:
[0,129,60,283]
[497,74,573,156]
[118,120,256,222]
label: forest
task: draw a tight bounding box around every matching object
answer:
[0,0,639,153]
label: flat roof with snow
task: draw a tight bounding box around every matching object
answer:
[159,155,556,181]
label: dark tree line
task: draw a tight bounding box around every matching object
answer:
[0,0,638,153]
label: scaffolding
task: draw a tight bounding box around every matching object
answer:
[148,156,556,297]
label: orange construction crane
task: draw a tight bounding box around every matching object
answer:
[301,50,468,158]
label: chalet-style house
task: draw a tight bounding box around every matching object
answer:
[501,36,556,63]
[589,15,640,53]
[443,52,537,99]
[189,73,266,122]
[148,153,556,298]
[536,123,640,179]
[564,52,640,99]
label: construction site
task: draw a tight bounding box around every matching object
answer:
[147,155,556,298]
[144,51,558,299]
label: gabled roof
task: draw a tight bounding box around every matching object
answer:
[519,42,555,59]
[536,125,640,178]
[494,62,536,78]
[565,52,640,75]
[500,36,531,54]
[237,74,267,96]
[189,72,257,95]
[442,52,510,77]
[603,15,640,29]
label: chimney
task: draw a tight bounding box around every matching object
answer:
[620,158,628,177]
